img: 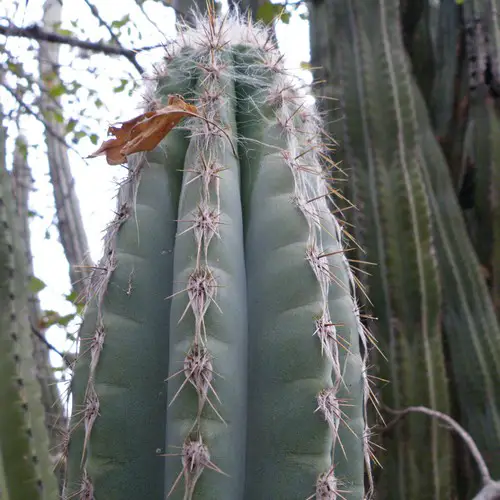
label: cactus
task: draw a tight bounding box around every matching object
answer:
[312,0,500,497]
[64,12,372,500]
[0,116,59,499]
[461,3,500,320]
[11,134,65,470]
[327,1,453,498]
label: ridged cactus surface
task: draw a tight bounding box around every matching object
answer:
[330,1,453,499]
[0,118,59,499]
[321,0,500,496]
[65,13,371,500]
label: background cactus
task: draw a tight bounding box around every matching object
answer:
[308,0,500,498]
[3,1,499,498]
[326,1,453,498]
[0,114,59,499]
[63,12,372,500]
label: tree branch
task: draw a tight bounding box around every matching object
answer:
[81,0,143,74]
[0,22,145,74]
[31,323,66,360]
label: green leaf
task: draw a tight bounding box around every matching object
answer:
[111,14,130,29]
[49,83,66,98]
[57,313,77,327]
[256,1,288,24]
[281,11,291,23]
[71,130,87,144]
[40,311,76,329]
[15,137,28,159]
[29,276,47,294]
[113,78,128,93]
[50,109,65,123]
[56,28,74,37]
[64,291,79,304]
[66,119,77,134]
[90,133,99,145]
[7,61,22,76]
[65,291,85,315]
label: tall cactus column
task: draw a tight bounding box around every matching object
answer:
[66,13,371,500]
[0,119,59,499]
[327,0,453,499]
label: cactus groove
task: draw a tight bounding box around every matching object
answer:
[65,12,372,500]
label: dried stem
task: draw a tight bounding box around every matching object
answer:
[382,405,492,487]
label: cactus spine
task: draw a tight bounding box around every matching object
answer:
[65,12,371,500]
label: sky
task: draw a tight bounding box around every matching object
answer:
[1,0,312,402]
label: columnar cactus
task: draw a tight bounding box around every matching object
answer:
[328,1,453,498]
[65,12,372,500]
[314,0,500,497]
[0,118,59,499]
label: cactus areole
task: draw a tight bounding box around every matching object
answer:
[65,13,372,500]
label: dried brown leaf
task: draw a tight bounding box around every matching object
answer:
[88,95,198,165]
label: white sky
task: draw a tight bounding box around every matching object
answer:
[1,0,311,394]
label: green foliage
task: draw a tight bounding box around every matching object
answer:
[28,276,47,294]
[64,13,370,500]
[256,1,291,24]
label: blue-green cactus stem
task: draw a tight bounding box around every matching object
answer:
[65,134,188,498]
[165,57,248,499]
[66,13,371,500]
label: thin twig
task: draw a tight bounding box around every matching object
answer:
[135,1,168,40]
[0,80,80,155]
[31,323,65,359]
[382,405,492,487]
[81,0,143,74]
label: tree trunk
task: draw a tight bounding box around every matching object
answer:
[39,0,92,302]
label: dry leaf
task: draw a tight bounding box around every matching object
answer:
[88,95,198,165]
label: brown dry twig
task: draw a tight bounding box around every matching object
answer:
[381,405,500,499]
